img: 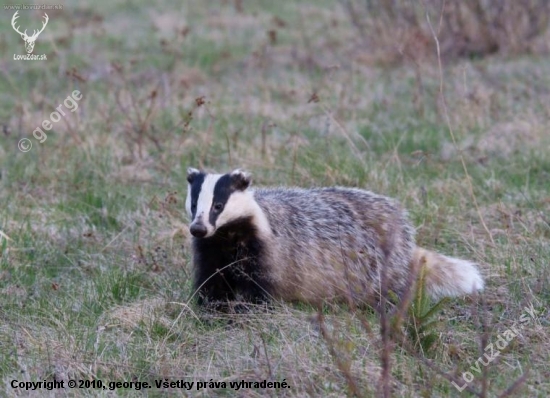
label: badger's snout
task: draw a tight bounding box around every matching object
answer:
[190,223,208,238]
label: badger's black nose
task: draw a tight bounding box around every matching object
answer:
[190,223,208,238]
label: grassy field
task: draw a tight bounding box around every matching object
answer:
[1,1,549,397]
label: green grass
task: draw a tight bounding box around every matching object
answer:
[1,1,549,397]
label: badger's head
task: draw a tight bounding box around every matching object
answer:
[185,167,257,238]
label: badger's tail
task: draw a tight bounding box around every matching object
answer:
[412,247,484,300]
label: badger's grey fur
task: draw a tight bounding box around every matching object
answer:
[185,168,484,309]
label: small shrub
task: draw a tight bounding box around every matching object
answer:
[405,265,450,355]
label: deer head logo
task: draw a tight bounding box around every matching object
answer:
[11,11,49,54]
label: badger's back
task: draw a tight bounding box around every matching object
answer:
[253,187,416,304]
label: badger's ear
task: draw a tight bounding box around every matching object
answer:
[187,167,201,184]
[230,169,251,191]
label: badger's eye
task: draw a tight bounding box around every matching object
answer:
[191,202,197,211]
[213,202,224,212]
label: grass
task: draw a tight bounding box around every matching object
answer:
[1,1,549,397]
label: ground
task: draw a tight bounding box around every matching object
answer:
[0,1,549,397]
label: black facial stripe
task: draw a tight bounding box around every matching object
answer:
[209,174,235,227]
[189,172,206,219]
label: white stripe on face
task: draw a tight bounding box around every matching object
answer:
[185,186,192,217]
[192,173,222,233]
[215,190,271,238]
[215,190,254,228]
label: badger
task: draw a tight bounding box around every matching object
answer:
[185,167,484,309]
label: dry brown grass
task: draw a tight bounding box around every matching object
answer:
[342,0,550,66]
